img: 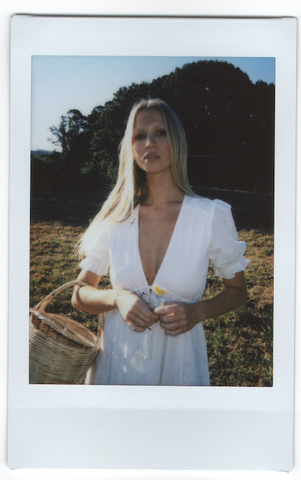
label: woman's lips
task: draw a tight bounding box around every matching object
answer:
[144,154,160,161]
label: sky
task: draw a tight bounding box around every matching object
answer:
[31,56,275,152]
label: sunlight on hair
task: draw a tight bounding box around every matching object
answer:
[76,98,195,259]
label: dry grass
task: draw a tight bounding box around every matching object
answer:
[30,192,273,387]
[203,229,273,386]
[30,221,111,335]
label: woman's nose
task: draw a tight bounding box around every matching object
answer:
[146,134,156,147]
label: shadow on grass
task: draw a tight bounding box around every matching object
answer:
[31,187,274,231]
[31,190,109,227]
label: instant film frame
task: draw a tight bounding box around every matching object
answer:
[9,16,296,470]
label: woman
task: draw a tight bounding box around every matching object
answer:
[72,98,249,386]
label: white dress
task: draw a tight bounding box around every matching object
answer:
[79,195,249,386]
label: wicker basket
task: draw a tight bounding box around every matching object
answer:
[29,280,103,384]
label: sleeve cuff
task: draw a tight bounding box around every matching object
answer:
[214,257,250,280]
[79,257,109,276]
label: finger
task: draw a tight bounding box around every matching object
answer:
[137,302,159,320]
[130,309,158,326]
[160,321,184,334]
[127,312,151,328]
[126,312,159,330]
[165,327,184,336]
[154,303,179,315]
[160,312,184,323]
[135,306,159,324]
[127,319,147,332]
[160,318,186,331]
[139,297,155,312]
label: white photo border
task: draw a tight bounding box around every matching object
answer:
[9,15,296,470]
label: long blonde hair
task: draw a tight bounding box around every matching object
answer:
[77,98,194,258]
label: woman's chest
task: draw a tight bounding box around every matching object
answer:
[108,201,213,301]
[138,206,181,284]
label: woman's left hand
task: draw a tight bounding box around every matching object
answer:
[154,302,205,336]
[154,273,248,336]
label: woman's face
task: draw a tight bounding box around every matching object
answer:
[132,108,172,175]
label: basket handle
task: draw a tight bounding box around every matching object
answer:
[32,280,104,342]
[34,280,90,312]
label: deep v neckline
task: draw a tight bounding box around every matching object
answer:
[136,195,187,287]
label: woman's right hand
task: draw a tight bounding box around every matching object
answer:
[116,289,159,332]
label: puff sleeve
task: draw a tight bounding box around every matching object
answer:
[79,226,110,276]
[207,200,249,280]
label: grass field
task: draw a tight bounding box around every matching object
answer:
[30,189,273,387]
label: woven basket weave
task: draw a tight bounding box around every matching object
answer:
[29,280,103,384]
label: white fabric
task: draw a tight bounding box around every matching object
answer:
[81,195,249,386]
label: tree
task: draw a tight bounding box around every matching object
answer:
[47,60,275,193]
[48,110,97,189]
[48,115,68,154]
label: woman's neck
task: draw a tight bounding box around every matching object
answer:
[143,171,184,206]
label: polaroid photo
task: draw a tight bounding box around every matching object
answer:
[9,15,296,471]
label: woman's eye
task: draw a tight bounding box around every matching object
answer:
[157,130,167,136]
[134,134,145,140]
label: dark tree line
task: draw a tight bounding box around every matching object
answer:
[31,60,275,193]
